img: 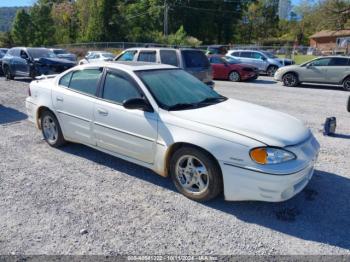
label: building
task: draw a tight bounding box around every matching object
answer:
[309,30,350,53]
[278,0,292,20]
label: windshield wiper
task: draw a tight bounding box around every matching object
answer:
[198,96,227,105]
[167,103,197,111]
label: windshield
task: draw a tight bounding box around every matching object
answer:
[223,56,239,64]
[263,52,277,59]
[53,49,68,55]
[28,48,57,59]
[137,69,226,110]
[101,53,115,59]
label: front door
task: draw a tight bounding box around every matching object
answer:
[93,69,158,164]
[301,58,331,82]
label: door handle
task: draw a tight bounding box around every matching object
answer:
[56,97,64,102]
[97,108,108,116]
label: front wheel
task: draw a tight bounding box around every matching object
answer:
[228,71,241,82]
[282,73,299,87]
[170,147,223,202]
[267,65,278,77]
[343,77,350,91]
[41,110,66,147]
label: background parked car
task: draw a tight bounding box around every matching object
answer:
[0,48,8,75]
[50,48,77,62]
[226,50,294,76]
[208,55,258,82]
[78,51,115,65]
[2,47,76,80]
[206,45,228,55]
[274,56,350,91]
[115,47,215,88]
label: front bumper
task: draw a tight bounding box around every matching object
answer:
[274,70,284,81]
[25,98,38,128]
[220,161,316,202]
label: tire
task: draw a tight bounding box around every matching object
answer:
[343,77,350,91]
[29,67,37,80]
[266,65,278,77]
[228,71,241,82]
[282,72,299,87]
[347,96,350,112]
[169,146,223,202]
[3,65,14,80]
[40,110,66,147]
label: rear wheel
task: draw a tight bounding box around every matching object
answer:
[282,73,299,87]
[170,146,223,202]
[40,110,66,147]
[228,71,241,82]
[343,77,350,91]
[3,65,14,80]
[267,65,278,77]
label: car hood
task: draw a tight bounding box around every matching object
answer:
[34,57,76,66]
[169,99,310,147]
[279,64,300,71]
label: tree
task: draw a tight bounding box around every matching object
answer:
[30,3,56,46]
[11,9,33,46]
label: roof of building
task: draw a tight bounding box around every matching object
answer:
[310,30,350,39]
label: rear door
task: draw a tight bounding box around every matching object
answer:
[239,51,255,66]
[53,68,103,145]
[209,56,227,79]
[181,50,212,84]
[326,57,350,84]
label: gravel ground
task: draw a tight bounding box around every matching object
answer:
[0,76,349,255]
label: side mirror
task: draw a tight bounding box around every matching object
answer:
[123,98,153,112]
[306,63,312,69]
[261,56,267,61]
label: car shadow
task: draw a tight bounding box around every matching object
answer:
[297,83,345,92]
[60,143,350,251]
[0,105,27,125]
[251,79,277,84]
[330,133,350,139]
[12,78,32,83]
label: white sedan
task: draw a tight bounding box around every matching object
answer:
[25,62,320,202]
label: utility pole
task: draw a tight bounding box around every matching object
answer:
[164,0,169,36]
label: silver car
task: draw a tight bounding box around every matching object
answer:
[79,51,115,65]
[226,50,294,76]
[114,48,215,88]
[274,56,350,91]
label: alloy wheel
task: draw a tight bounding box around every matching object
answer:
[229,71,240,82]
[343,79,350,91]
[42,115,59,144]
[175,155,209,195]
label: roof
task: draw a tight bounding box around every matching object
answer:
[80,61,176,71]
[310,30,350,39]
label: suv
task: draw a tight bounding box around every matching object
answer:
[114,48,214,88]
[226,50,294,76]
[2,47,76,80]
[274,56,350,91]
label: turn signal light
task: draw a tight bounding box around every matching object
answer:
[250,148,268,164]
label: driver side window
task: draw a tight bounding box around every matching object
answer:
[309,58,331,67]
[102,71,142,104]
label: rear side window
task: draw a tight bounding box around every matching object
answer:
[182,50,210,68]
[240,52,252,58]
[59,72,72,87]
[138,51,156,62]
[69,69,102,96]
[160,50,178,66]
[117,51,137,61]
[329,57,349,66]
[102,71,141,104]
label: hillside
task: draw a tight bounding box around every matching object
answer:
[0,7,29,32]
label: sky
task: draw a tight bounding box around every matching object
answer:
[1,0,303,7]
[0,0,36,7]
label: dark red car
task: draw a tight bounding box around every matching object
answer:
[208,55,259,82]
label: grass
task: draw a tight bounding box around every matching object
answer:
[278,54,317,65]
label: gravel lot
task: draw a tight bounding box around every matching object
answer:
[0,76,349,255]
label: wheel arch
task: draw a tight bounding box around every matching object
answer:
[36,106,56,130]
[164,142,223,179]
[282,71,299,79]
[341,75,350,84]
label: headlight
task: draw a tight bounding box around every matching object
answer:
[250,147,296,165]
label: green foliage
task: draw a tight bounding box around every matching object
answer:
[11,9,33,46]
[0,31,14,47]
[30,3,55,46]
